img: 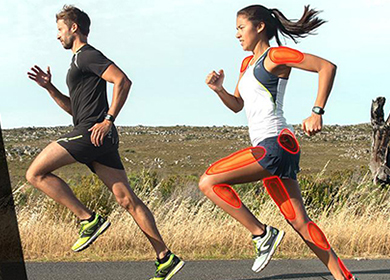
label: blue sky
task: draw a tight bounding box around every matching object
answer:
[0,0,389,128]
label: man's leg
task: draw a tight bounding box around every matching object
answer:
[92,161,168,259]
[26,141,93,220]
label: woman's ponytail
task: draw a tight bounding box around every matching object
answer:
[237,5,326,45]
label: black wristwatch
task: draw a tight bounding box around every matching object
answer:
[312,106,325,115]
[105,114,115,122]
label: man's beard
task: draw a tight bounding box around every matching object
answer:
[62,35,74,49]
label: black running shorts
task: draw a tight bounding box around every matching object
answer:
[57,126,124,173]
[256,135,301,180]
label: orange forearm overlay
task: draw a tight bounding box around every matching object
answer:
[213,184,242,208]
[277,128,299,154]
[262,176,296,220]
[269,46,304,64]
[240,55,254,73]
[206,146,266,175]
[307,221,331,251]
[338,258,354,280]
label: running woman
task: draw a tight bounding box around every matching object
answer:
[26,6,184,280]
[202,5,356,280]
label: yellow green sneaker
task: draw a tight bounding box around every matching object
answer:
[71,213,111,252]
[149,253,185,280]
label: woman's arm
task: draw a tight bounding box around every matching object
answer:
[206,69,244,113]
[265,52,337,136]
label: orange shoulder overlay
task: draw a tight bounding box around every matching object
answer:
[240,55,254,73]
[269,46,304,64]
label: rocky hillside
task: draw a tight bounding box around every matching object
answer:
[3,124,372,187]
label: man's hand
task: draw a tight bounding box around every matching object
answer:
[302,113,323,136]
[88,120,112,147]
[27,65,52,89]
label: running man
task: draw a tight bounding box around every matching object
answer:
[26,5,184,280]
[202,5,357,280]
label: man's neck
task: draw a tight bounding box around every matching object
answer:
[72,38,88,54]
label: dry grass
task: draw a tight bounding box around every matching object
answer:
[15,170,390,262]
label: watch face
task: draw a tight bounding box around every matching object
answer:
[312,107,324,115]
[105,114,115,122]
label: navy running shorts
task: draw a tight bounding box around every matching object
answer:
[256,135,301,180]
[57,125,124,173]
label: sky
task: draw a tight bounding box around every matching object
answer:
[0,0,389,129]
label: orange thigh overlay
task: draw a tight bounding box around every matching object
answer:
[263,176,296,220]
[206,146,266,175]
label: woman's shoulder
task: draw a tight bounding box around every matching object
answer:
[240,55,254,73]
[268,46,304,64]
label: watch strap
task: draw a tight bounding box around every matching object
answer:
[312,106,325,115]
[105,114,115,122]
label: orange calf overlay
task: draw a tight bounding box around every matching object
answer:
[240,55,254,73]
[338,258,354,280]
[277,128,300,154]
[307,221,330,251]
[262,176,296,220]
[269,46,304,64]
[206,146,266,175]
[213,184,242,208]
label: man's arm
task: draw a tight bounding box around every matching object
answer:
[27,66,72,115]
[101,64,132,119]
[88,64,132,146]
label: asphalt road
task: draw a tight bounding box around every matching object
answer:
[24,259,390,280]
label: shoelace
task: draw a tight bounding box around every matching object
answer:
[79,224,86,235]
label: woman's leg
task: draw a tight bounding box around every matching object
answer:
[199,147,287,273]
[280,178,354,280]
[199,156,272,235]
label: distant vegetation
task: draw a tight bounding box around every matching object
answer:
[5,124,389,261]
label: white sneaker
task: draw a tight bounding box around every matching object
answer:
[252,225,285,273]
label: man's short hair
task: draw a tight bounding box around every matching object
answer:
[56,5,91,36]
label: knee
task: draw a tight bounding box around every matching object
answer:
[25,167,40,186]
[198,174,213,194]
[288,217,310,236]
[288,218,305,232]
[116,195,137,213]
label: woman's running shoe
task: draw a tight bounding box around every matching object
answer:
[252,225,285,273]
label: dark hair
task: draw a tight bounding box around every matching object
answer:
[56,5,91,36]
[237,5,326,45]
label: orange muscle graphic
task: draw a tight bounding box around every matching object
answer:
[213,184,242,208]
[269,46,304,64]
[206,147,266,175]
[262,176,296,220]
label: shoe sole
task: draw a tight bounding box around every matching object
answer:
[253,230,285,273]
[72,220,111,252]
[164,260,185,280]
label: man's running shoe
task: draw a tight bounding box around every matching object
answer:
[71,213,111,252]
[149,253,185,280]
[252,225,284,273]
